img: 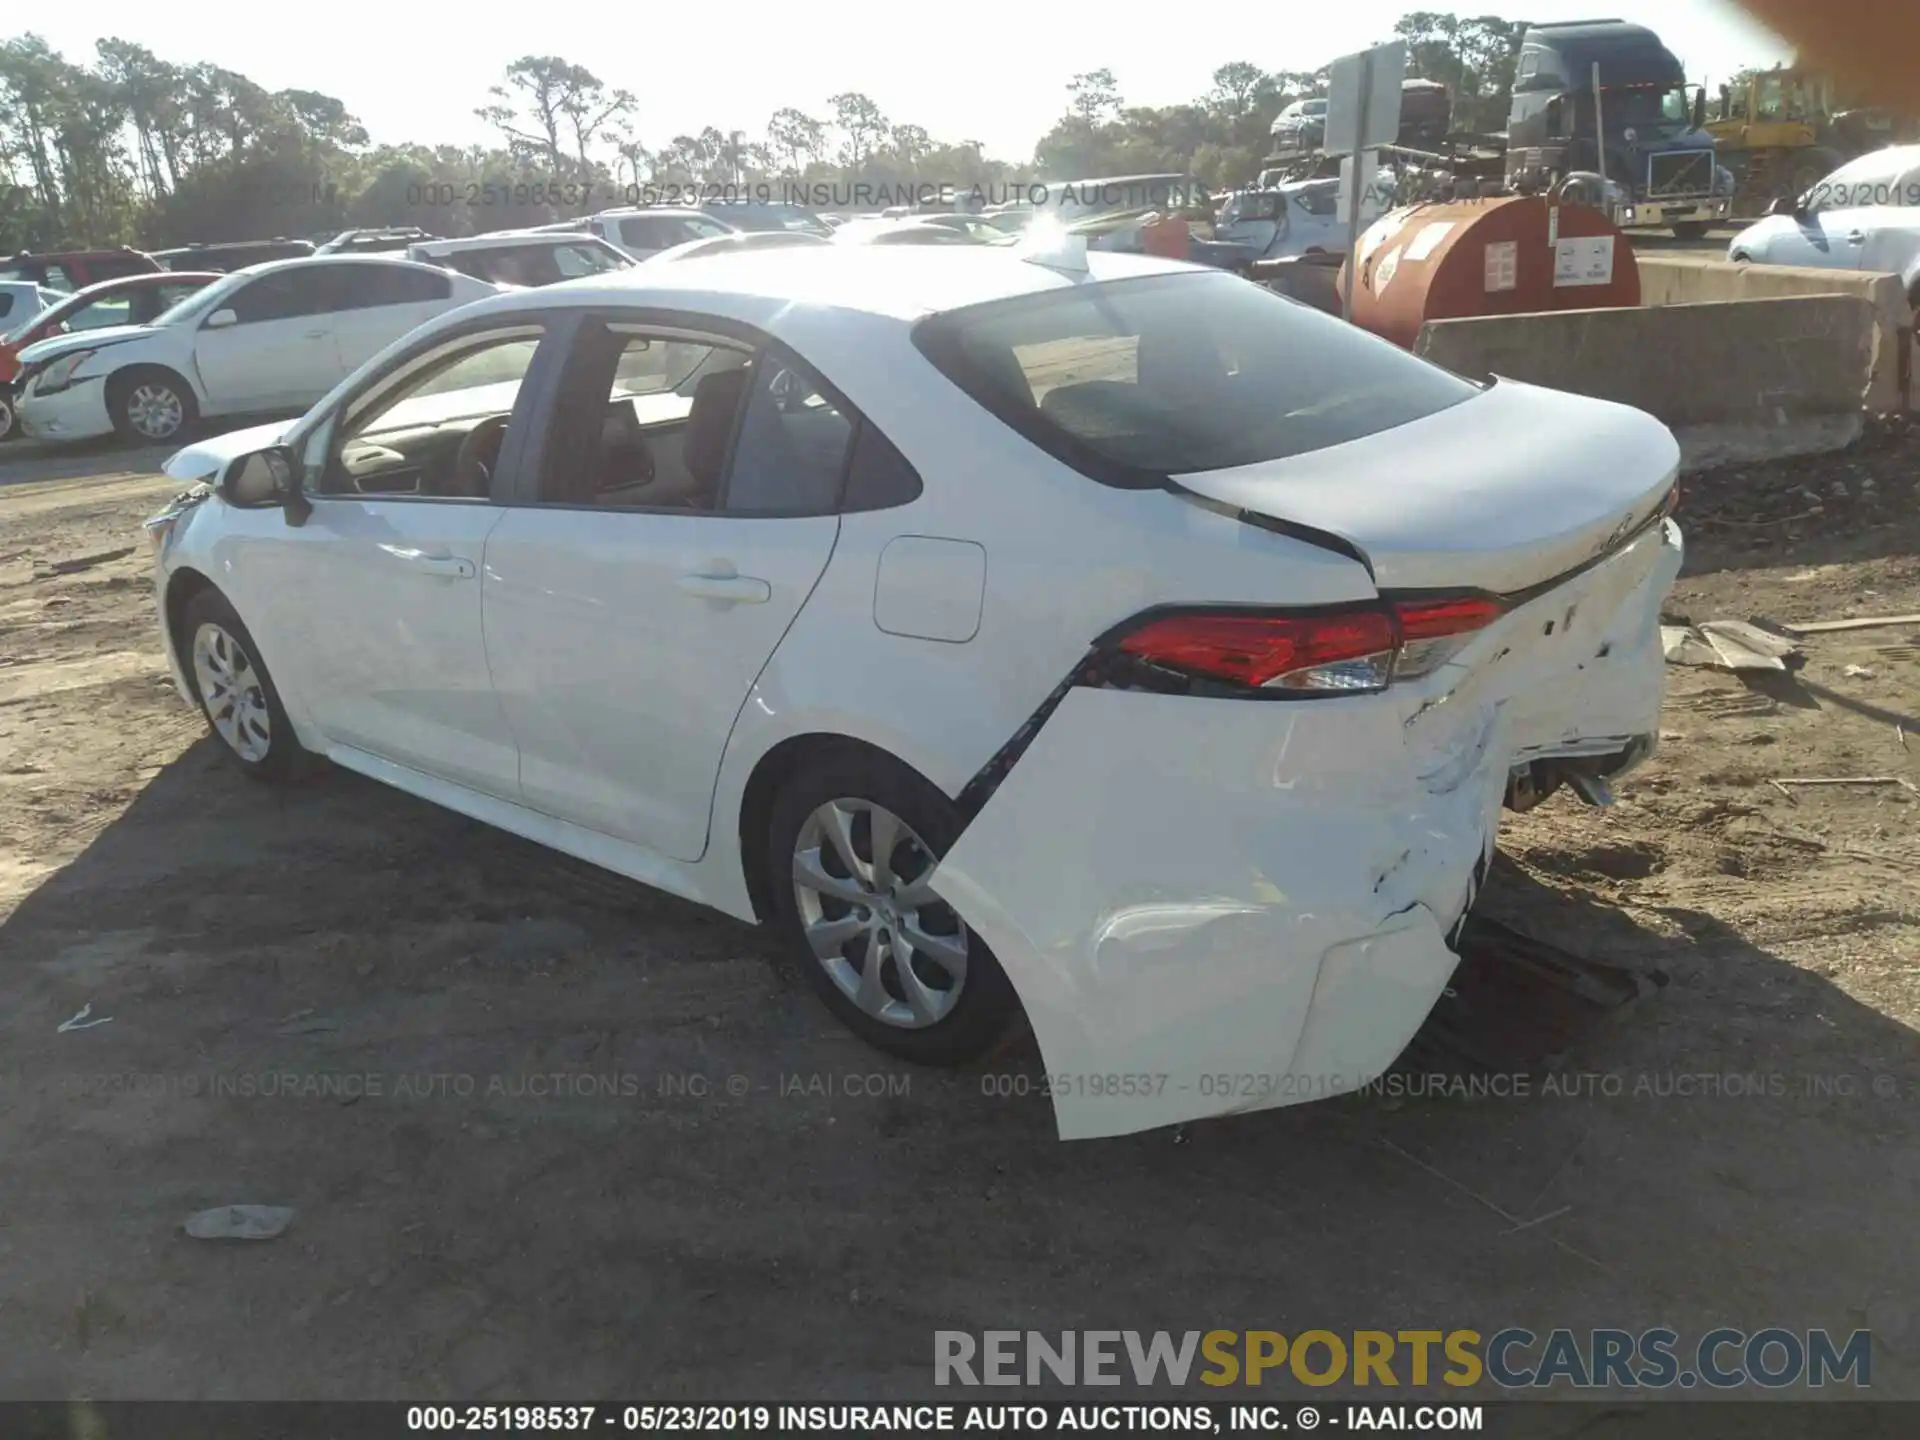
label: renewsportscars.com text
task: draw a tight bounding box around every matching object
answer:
[934,1328,1871,1390]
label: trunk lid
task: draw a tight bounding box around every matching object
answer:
[1171,379,1679,595]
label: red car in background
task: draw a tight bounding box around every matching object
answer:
[0,247,162,293]
[0,270,218,440]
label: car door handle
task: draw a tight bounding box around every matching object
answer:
[380,544,475,580]
[677,570,771,605]
[1847,232,1866,244]
[303,328,329,339]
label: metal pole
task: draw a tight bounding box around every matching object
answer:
[1341,49,1374,323]
[1591,61,1609,217]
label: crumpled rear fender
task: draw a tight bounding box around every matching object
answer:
[929,685,1493,1140]
[929,522,1683,1141]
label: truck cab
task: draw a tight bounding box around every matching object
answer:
[1506,19,1732,236]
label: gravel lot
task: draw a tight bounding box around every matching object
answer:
[1,422,1917,1404]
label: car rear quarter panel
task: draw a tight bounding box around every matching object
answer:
[698,314,1380,919]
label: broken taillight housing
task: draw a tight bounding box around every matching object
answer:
[1108,597,1503,696]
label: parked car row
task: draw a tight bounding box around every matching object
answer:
[10,257,494,444]
[30,137,1912,455]
[0,210,1059,442]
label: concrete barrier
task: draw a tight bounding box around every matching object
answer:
[1636,254,1911,413]
[1415,295,1880,469]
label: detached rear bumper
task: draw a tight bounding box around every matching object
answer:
[931,521,1683,1140]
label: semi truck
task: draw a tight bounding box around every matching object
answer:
[1504,19,1734,238]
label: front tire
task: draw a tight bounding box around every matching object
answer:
[180,588,311,782]
[0,387,17,442]
[768,751,1019,1065]
[108,367,198,445]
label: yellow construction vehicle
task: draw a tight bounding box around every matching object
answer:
[1708,64,1919,209]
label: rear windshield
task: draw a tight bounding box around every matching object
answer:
[448,240,630,285]
[912,270,1477,487]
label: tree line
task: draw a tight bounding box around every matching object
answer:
[1,14,1531,252]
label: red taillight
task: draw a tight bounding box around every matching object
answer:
[1117,609,1398,692]
[1394,596,1504,641]
[1113,597,1503,694]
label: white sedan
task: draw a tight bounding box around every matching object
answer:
[1212,173,1397,262]
[14,256,495,444]
[147,243,1684,1140]
[1728,143,1920,298]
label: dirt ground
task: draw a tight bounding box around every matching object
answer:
[1,423,1917,1408]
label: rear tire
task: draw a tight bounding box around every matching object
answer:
[0,388,16,442]
[179,588,312,783]
[768,750,1019,1066]
[108,367,198,445]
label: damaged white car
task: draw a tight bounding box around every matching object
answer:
[147,244,1683,1140]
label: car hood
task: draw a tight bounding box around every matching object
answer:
[1728,215,1794,255]
[164,419,299,482]
[1170,379,1679,595]
[15,324,157,366]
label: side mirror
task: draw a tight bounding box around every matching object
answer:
[1693,89,1708,130]
[204,308,238,330]
[218,445,310,524]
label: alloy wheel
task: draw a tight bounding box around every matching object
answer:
[191,621,272,763]
[126,383,184,440]
[791,798,968,1029]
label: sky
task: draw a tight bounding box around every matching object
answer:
[23,0,1791,165]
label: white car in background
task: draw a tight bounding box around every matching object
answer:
[406,231,633,286]
[14,256,496,444]
[0,280,61,333]
[560,207,741,261]
[647,230,834,263]
[146,244,1682,1141]
[1213,173,1398,262]
[1728,144,1920,298]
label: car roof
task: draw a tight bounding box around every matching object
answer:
[58,271,221,296]
[154,240,306,252]
[463,244,1198,327]
[414,231,612,254]
[227,253,454,277]
[593,206,721,221]
[1822,144,1920,189]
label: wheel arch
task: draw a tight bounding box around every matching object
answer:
[162,564,219,665]
[105,360,204,433]
[734,731,952,926]
[107,359,200,402]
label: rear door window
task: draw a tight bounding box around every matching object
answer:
[913,269,1477,486]
[554,241,629,276]
[617,217,673,250]
[721,356,854,515]
[70,293,135,330]
[228,267,340,323]
[336,263,452,309]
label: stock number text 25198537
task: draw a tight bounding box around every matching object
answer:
[404,181,609,209]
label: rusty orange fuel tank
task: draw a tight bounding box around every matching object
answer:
[1339,195,1641,350]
